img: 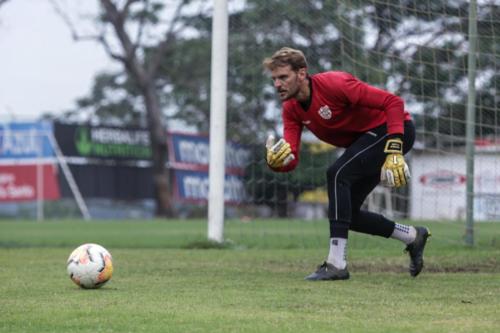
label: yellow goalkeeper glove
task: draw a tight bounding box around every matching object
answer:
[381,137,410,188]
[266,135,295,168]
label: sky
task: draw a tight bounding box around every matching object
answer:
[0,0,116,121]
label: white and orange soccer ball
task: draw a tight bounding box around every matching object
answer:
[67,243,113,289]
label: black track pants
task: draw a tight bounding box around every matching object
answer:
[327,120,415,239]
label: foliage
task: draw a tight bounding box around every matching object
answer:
[356,1,500,147]
[66,1,499,141]
[66,72,146,125]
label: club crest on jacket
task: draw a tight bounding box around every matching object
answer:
[318,105,332,119]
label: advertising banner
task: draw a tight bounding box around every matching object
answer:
[173,169,246,203]
[0,122,54,160]
[0,165,60,201]
[168,132,251,174]
[169,132,251,203]
[54,123,152,161]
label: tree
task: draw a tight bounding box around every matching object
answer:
[75,1,351,139]
[51,0,200,217]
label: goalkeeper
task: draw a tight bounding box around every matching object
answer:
[263,47,431,281]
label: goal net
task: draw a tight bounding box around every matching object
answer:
[223,0,499,245]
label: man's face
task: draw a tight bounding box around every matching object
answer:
[270,65,306,101]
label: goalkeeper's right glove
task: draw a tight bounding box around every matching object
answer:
[266,135,295,168]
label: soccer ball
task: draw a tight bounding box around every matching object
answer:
[67,243,113,289]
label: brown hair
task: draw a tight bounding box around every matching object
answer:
[262,47,308,71]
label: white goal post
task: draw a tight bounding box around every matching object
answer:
[207,0,229,243]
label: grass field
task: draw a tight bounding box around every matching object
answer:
[1,219,500,333]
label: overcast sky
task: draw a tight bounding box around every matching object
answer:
[0,0,116,121]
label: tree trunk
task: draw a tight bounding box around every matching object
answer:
[122,56,174,217]
[142,82,174,217]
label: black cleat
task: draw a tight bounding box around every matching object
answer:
[305,262,350,281]
[405,226,431,277]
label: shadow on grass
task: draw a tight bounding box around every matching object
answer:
[349,259,500,273]
[182,239,236,250]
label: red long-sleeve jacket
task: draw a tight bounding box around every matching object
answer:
[276,71,412,172]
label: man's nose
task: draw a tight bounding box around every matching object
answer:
[274,79,281,88]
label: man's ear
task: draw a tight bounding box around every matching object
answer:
[297,67,307,80]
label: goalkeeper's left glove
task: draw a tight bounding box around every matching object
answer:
[266,135,295,168]
[380,136,410,188]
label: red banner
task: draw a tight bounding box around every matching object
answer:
[0,164,60,202]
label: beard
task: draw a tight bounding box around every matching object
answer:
[278,84,300,101]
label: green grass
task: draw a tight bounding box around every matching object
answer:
[1,219,500,333]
